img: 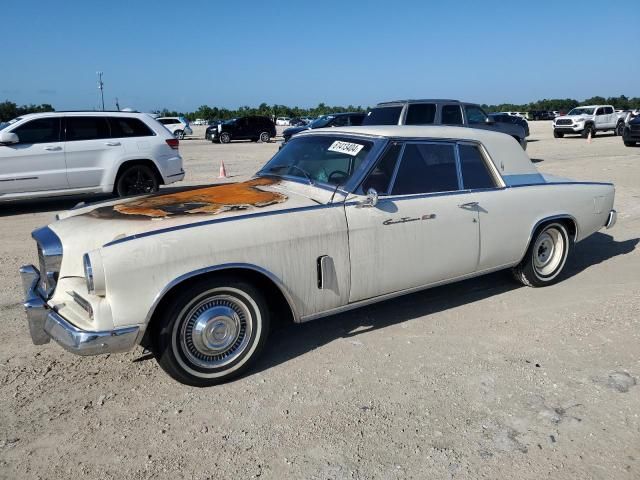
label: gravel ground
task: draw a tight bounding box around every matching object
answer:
[1,122,638,480]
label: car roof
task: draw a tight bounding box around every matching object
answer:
[299,125,538,178]
[323,112,365,116]
[375,99,460,106]
[15,111,153,119]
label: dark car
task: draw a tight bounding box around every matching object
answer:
[622,115,640,147]
[210,116,276,144]
[362,99,527,149]
[281,112,366,145]
[527,110,555,121]
[289,117,307,127]
[488,113,530,137]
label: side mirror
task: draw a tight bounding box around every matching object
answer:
[357,188,378,208]
[0,131,19,145]
[485,117,495,125]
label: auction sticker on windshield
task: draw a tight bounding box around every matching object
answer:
[328,140,365,156]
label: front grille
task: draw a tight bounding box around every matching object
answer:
[556,119,573,126]
[630,124,640,132]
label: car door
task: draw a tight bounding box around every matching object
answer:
[441,104,464,125]
[603,106,615,128]
[0,116,67,194]
[594,107,607,129]
[64,116,124,189]
[345,141,480,302]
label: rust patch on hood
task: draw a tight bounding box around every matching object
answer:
[88,178,287,219]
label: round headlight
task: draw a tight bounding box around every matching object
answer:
[83,250,106,296]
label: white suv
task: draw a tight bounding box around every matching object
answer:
[156,116,193,139]
[0,111,185,201]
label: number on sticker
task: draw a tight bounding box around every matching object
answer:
[328,141,365,156]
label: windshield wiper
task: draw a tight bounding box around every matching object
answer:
[266,164,314,185]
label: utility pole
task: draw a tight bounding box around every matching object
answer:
[97,71,105,111]
[115,97,120,111]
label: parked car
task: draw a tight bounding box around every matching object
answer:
[622,115,640,146]
[156,117,193,139]
[275,117,291,126]
[363,99,528,149]
[289,118,307,127]
[553,105,626,138]
[210,116,276,143]
[0,111,184,200]
[527,110,555,121]
[281,112,366,145]
[488,113,530,137]
[20,125,616,386]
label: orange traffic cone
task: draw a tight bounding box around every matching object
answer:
[218,159,228,179]
[587,130,592,144]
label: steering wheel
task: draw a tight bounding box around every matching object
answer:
[327,170,349,184]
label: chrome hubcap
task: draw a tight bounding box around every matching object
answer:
[180,294,252,369]
[533,228,564,276]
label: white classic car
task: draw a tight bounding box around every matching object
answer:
[20,126,617,386]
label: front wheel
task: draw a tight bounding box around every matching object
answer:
[553,131,564,138]
[219,132,231,144]
[152,277,270,386]
[624,139,636,147]
[581,124,595,138]
[115,164,159,197]
[512,222,572,287]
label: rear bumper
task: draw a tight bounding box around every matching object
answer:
[605,209,617,229]
[20,265,139,356]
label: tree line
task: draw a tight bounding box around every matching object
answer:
[2,95,640,123]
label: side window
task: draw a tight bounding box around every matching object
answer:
[109,117,154,138]
[442,105,463,125]
[362,106,403,126]
[595,107,604,115]
[361,143,402,194]
[604,107,614,114]
[331,116,349,127]
[65,117,110,141]
[465,106,488,124]
[12,118,60,144]
[350,114,365,126]
[391,143,459,195]
[405,104,436,125]
[459,144,496,189]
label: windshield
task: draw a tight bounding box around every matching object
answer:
[0,117,21,131]
[568,108,595,116]
[309,115,334,129]
[258,135,374,187]
[223,118,237,125]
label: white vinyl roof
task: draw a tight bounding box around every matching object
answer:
[302,125,539,178]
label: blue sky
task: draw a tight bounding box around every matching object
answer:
[3,0,639,111]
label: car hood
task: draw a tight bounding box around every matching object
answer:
[49,178,334,270]
[282,126,309,137]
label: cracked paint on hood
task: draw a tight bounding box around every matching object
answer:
[87,178,287,219]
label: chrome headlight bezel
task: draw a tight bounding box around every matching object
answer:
[83,250,106,296]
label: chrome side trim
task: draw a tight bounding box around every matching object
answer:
[143,262,301,325]
[507,181,613,188]
[299,262,515,323]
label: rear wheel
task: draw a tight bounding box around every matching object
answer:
[553,131,564,138]
[152,276,270,387]
[115,164,159,197]
[512,222,572,287]
[259,131,270,143]
[174,130,185,140]
[615,122,625,136]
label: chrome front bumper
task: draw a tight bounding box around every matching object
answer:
[605,209,617,229]
[20,264,139,356]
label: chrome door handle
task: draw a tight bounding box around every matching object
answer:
[44,146,62,151]
[458,201,479,208]
[105,142,121,146]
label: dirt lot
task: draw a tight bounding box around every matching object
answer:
[1,122,639,479]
